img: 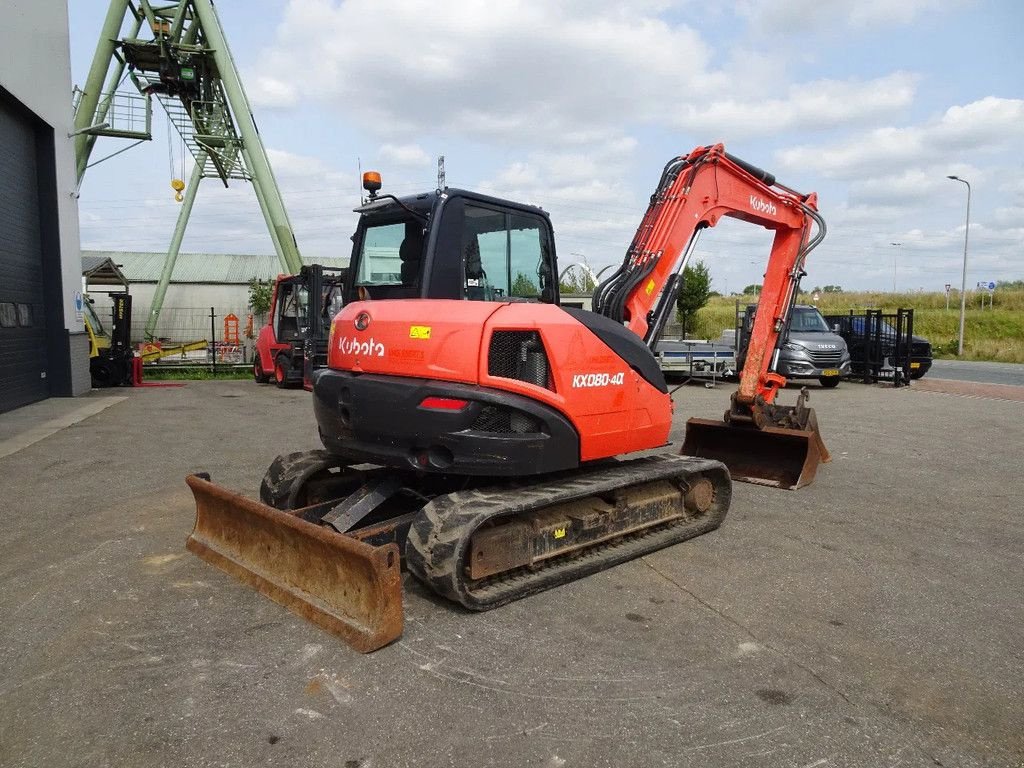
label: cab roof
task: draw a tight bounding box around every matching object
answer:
[353,188,548,220]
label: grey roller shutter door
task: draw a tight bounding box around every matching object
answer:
[0,97,50,413]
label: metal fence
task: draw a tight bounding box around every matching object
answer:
[134,306,262,367]
[824,309,915,386]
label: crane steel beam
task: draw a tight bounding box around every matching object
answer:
[190,0,302,275]
[74,0,307,337]
[74,0,132,181]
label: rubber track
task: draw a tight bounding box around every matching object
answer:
[260,450,350,509]
[405,454,731,611]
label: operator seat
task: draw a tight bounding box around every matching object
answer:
[464,236,490,301]
[399,223,424,289]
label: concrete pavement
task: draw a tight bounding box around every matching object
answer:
[1,380,1021,767]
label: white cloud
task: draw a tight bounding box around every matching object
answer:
[378,143,432,168]
[847,167,977,206]
[674,72,917,139]
[248,0,913,146]
[737,0,963,32]
[776,97,1024,179]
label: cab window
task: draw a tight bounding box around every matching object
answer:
[462,204,552,302]
[356,221,405,285]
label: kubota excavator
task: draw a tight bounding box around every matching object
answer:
[186,144,829,652]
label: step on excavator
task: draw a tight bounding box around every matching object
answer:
[186,144,829,652]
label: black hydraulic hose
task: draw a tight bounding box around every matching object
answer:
[607,258,657,324]
[594,157,690,317]
[777,204,828,342]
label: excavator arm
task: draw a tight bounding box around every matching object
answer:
[595,144,829,489]
[594,143,825,410]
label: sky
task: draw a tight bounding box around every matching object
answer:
[69,0,1024,294]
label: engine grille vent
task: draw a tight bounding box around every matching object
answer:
[471,405,541,435]
[488,331,551,390]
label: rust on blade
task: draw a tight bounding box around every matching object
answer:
[185,474,403,653]
[681,417,829,490]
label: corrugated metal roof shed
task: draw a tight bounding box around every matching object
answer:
[81,255,130,287]
[81,251,348,284]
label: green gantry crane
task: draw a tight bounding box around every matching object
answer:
[73,0,304,339]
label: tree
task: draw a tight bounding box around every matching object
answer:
[511,272,539,297]
[248,278,273,318]
[558,262,597,295]
[742,284,760,295]
[822,285,843,293]
[676,259,712,337]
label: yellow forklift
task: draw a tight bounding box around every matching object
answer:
[83,293,134,387]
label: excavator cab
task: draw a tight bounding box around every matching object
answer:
[346,184,559,307]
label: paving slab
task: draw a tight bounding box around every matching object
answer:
[0,379,1021,767]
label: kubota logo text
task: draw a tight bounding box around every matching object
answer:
[749,196,776,216]
[338,336,385,357]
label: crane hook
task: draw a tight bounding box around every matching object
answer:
[171,178,185,203]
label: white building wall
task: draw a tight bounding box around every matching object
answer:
[1,0,88,393]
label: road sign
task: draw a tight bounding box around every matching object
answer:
[976,281,996,291]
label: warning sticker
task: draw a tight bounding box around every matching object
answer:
[645,279,656,296]
[409,325,431,340]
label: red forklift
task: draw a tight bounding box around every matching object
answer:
[253,264,347,389]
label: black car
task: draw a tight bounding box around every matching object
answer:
[826,314,932,379]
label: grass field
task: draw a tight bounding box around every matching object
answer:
[142,366,252,381]
[684,290,1024,363]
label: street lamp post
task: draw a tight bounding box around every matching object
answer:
[947,176,971,356]
[889,242,902,293]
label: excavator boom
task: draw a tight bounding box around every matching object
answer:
[595,143,830,488]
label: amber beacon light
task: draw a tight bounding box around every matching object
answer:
[362,171,382,197]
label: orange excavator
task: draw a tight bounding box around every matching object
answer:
[186,144,829,652]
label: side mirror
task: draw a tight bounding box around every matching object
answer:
[832,323,840,332]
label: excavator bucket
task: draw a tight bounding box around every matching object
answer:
[681,411,830,490]
[185,474,403,653]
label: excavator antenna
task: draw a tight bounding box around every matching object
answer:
[73,0,304,339]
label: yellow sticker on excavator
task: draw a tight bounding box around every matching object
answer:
[645,278,656,296]
[553,527,566,539]
[409,325,431,339]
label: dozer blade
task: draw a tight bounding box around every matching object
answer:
[185,474,403,653]
[681,416,830,490]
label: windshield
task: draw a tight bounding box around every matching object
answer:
[789,307,831,333]
[83,298,105,336]
[464,205,552,302]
